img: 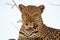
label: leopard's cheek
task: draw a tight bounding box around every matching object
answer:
[22,16,28,24]
[33,16,39,21]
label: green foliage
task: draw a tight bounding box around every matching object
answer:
[17,20,22,23]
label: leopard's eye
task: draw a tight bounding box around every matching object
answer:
[34,14,36,16]
[34,12,39,16]
[24,11,29,16]
[34,14,38,16]
[26,14,29,16]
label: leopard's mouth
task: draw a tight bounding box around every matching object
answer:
[19,28,38,37]
[19,23,38,37]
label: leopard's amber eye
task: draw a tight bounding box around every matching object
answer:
[34,12,39,16]
[34,14,36,16]
[26,14,29,16]
[34,14,38,16]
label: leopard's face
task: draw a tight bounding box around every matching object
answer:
[19,4,45,25]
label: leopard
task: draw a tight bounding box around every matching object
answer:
[18,4,60,40]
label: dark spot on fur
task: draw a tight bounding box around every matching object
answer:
[33,25,38,29]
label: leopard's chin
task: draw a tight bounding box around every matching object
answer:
[19,27,39,37]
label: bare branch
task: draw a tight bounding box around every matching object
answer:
[6,0,20,9]
[6,2,14,9]
[12,0,20,10]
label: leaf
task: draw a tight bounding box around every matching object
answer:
[17,20,23,23]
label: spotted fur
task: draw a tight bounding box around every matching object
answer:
[18,4,60,40]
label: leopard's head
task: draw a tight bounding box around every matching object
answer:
[19,4,45,26]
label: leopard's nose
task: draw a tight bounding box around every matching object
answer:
[25,27,32,31]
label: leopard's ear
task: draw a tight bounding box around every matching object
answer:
[19,4,26,11]
[38,5,45,12]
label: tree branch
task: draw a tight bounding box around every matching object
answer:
[12,0,20,10]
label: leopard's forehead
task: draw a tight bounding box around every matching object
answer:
[26,5,38,12]
[27,5,37,8]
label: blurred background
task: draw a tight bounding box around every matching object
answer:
[0,0,60,40]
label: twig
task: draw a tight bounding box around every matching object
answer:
[12,0,20,10]
[6,0,20,10]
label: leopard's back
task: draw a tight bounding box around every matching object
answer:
[38,24,60,40]
[46,27,60,40]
